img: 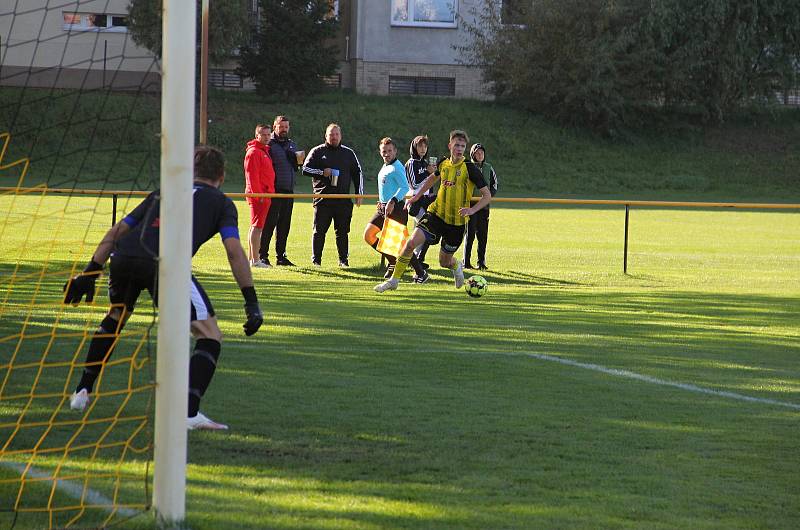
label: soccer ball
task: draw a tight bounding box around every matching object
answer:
[465,275,488,298]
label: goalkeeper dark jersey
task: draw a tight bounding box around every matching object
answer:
[113,182,240,259]
[428,157,487,226]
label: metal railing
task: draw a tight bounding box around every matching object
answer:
[2,186,799,274]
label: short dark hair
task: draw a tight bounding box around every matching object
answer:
[378,137,397,149]
[273,115,289,126]
[255,123,270,136]
[194,145,225,182]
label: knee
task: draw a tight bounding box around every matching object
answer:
[438,254,451,267]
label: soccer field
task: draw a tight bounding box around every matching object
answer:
[1,195,799,529]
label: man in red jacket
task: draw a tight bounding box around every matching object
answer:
[244,124,276,267]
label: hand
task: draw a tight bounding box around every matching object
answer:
[355,197,363,207]
[243,301,263,336]
[458,207,473,217]
[63,272,98,305]
[385,200,394,216]
[323,168,332,178]
[426,164,436,175]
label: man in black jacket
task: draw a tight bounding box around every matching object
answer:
[259,115,302,267]
[302,123,364,267]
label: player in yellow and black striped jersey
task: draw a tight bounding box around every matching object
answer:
[374,130,492,293]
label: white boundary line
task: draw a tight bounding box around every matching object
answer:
[1,462,141,518]
[499,351,800,411]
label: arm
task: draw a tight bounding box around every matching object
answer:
[244,150,265,197]
[63,220,131,305]
[302,146,327,178]
[352,149,364,207]
[222,236,263,336]
[407,172,440,204]
[459,186,491,217]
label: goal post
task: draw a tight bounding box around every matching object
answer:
[152,0,196,524]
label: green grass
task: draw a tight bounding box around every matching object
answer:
[1,194,799,529]
[2,88,799,202]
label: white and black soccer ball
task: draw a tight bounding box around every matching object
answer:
[465,275,488,298]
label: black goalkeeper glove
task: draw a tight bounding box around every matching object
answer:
[241,286,263,336]
[63,260,103,305]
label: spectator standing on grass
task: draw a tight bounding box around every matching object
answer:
[302,123,364,267]
[375,130,491,293]
[405,135,438,275]
[244,123,275,268]
[63,146,264,430]
[259,115,303,267]
[464,143,498,270]
[364,137,428,282]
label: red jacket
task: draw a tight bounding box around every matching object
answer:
[244,139,276,197]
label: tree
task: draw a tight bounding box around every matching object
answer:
[237,0,340,97]
[461,0,800,133]
[127,0,250,64]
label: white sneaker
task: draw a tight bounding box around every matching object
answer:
[453,261,465,289]
[251,260,271,269]
[374,278,399,293]
[70,388,90,411]
[187,411,228,431]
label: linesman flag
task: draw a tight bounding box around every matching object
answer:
[376,217,409,257]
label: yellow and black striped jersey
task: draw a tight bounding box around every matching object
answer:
[428,157,487,225]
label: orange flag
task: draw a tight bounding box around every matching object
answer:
[376,216,409,257]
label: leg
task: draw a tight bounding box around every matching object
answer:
[312,203,334,264]
[275,197,294,261]
[260,197,281,263]
[464,215,477,268]
[333,201,354,265]
[248,226,262,264]
[187,277,227,430]
[74,305,129,396]
[476,209,489,268]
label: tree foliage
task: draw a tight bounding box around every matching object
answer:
[127,0,250,64]
[461,0,800,133]
[237,0,340,97]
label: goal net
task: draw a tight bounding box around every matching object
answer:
[1,1,163,527]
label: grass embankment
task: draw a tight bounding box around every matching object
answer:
[1,88,798,202]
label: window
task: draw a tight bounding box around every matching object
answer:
[209,70,243,89]
[389,76,455,96]
[391,0,457,28]
[501,0,529,25]
[63,12,128,32]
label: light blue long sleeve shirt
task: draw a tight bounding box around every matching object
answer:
[377,159,409,203]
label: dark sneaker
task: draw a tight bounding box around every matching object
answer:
[464,261,474,270]
[276,256,295,266]
[384,264,395,279]
[338,260,350,268]
[311,260,322,267]
[413,271,430,284]
[478,262,488,271]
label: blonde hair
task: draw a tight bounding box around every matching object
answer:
[449,129,469,144]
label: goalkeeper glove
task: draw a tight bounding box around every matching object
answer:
[63,260,103,305]
[241,286,263,336]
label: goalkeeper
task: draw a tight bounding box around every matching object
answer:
[362,137,427,282]
[375,130,491,293]
[63,146,263,430]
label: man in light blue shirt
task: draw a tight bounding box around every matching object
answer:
[363,137,429,282]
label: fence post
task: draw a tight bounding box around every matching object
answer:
[623,204,629,274]
[112,193,118,226]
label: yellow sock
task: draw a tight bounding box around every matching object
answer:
[392,255,411,280]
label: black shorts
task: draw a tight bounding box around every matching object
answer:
[416,212,465,254]
[108,254,215,321]
[408,193,434,219]
[368,201,409,229]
